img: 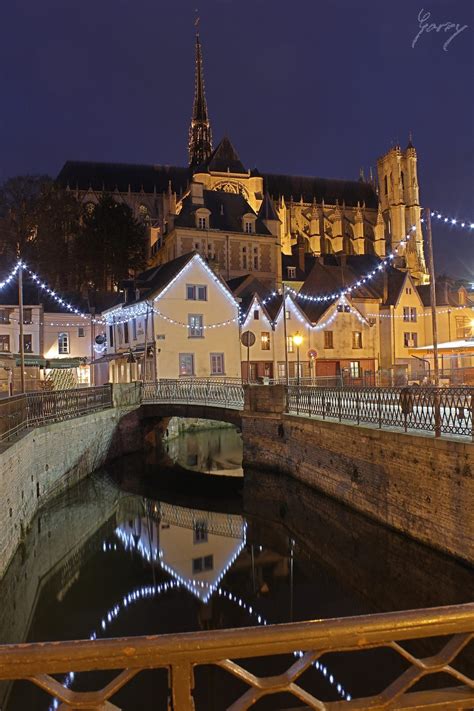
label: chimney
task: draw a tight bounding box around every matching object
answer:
[190,181,204,205]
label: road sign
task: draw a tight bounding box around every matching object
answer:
[308,349,318,359]
[241,331,256,347]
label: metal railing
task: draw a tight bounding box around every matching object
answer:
[287,384,473,438]
[0,603,472,709]
[0,385,113,442]
[142,378,245,410]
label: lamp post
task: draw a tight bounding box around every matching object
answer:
[126,348,136,383]
[293,331,303,386]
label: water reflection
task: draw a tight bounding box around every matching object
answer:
[0,425,472,710]
[164,424,243,477]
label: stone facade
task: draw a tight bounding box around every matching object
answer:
[241,386,474,565]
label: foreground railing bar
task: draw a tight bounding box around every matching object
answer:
[0,603,472,679]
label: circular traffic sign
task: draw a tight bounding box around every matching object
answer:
[241,330,256,347]
[307,349,318,359]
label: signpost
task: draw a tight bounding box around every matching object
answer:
[240,330,256,383]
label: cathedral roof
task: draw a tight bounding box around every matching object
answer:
[262,173,378,209]
[258,192,280,222]
[57,161,191,195]
[174,189,272,235]
[196,136,247,174]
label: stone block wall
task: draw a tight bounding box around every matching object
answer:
[0,400,142,579]
[242,412,474,565]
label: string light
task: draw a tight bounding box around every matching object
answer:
[368,305,474,320]
[422,211,474,230]
[0,261,22,289]
[21,262,104,324]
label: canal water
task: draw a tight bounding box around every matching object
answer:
[0,421,472,710]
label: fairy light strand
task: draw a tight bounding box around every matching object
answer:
[422,210,474,230]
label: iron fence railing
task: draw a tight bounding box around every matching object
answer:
[142,378,245,410]
[287,384,473,438]
[0,603,472,709]
[0,385,113,442]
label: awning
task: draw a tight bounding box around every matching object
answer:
[14,356,46,367]
[45,358,86,369]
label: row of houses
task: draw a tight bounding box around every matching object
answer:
[1,251,473,394]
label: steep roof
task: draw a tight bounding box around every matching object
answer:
[57,161,191,195]
[300,256,381,302]
[198,136,247,174]
[262,173,378,209]
[258,192,280,222]
[127,253,196,303]
[174,189,272,235]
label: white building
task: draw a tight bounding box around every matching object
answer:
[102,252,241,382]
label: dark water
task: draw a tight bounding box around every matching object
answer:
[0,423,472,710]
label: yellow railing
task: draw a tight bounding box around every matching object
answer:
[0,603,473,709]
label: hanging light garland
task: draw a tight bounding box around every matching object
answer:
[422,211,474,230]
[0,261,22,290]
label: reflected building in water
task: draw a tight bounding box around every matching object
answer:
[116,500,247,603]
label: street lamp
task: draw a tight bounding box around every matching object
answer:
[293,332,303,385]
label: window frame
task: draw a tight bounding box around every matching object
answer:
[0,334,10,352]
[260,332,271,351]
[350,361,361,378]
[179,353,195,376]
[58,332,70,355]
[186,284,207,301]
[210,352,225,375]
[324,330,334,349]
[188,314,204,338]
[352,331,362,349]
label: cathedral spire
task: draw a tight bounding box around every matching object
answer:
[188,25,213,168]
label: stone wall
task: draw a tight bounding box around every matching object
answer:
[0,385,142,578]
[242,386,474,565]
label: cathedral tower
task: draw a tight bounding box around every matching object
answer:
[377,140,428,283]
[188,31,213,168]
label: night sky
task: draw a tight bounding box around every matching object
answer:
[1,0,472,278]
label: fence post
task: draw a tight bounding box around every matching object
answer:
[434,390,442,438]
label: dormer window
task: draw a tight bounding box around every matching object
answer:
[287,266,296,279]
[242,213,256,234]
[195,208,211,231]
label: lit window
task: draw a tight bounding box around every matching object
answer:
[403,307,410,322]
[277,363,286,379]
[186,284,207,301]
[188,314,204,338]
[324,331,333,349]
[179,353,194,376]
[410,307,417,322]
[287,336,294,353]
[261,332,270,351]
[198,216,207,230]
[403,332,418,347]
[0,309,11,324]
[350,361,361,378]
[244,221,253,234]
[287,266,296,278]
[78,327,85,338]
[285,309,291,320]
[455,317,471,339]
[352,331,362,349]
[210,353,225,375]
[0,335,10,352]
[23,308,33,324]
[58,332,69,354]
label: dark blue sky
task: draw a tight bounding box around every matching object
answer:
[1,0,472,278]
